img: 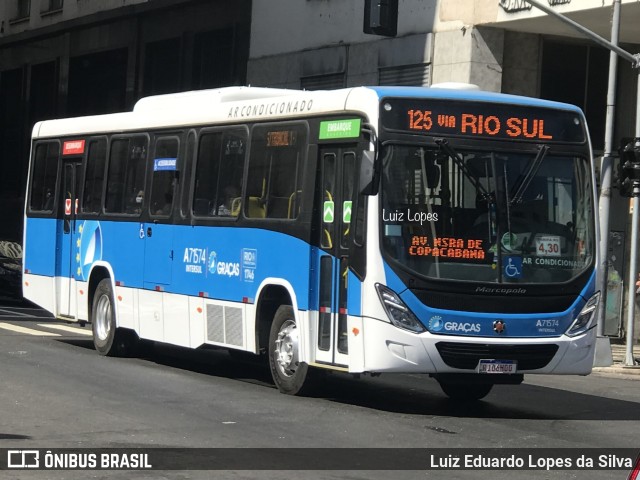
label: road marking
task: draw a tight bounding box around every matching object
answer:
[38,324,92,336]
[0,322,60,336]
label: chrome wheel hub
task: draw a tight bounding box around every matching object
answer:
[95,294,112,342]
[274,319,299,377]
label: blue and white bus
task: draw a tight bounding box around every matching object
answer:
[23,85,599,400]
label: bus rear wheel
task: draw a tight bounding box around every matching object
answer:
[268,305,310,395]
[91,279,137,357]
[438,381,493,401]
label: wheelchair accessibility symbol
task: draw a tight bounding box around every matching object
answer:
[503,256,523,279]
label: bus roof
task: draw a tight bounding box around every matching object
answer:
[368,85,584,113]
[32,85,584,139]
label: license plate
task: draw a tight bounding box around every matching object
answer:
[477,359,517,374]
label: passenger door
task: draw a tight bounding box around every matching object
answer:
[314,146,357,367]
[56,152,83,318]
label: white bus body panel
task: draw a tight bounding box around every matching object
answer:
[23,273,55,314]
[163,292,191,348]
[354,318,596,375]
[114,285,135,330]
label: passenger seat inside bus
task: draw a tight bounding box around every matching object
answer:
[246,197,265,218]
[288,190,302,219]
[230,197,242,216]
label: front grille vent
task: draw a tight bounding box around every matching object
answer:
[435,342,559,370]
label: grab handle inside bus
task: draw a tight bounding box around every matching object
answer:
[359,150,377,195]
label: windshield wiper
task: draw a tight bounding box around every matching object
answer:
[435,139,492,201]
[509,144,549,206]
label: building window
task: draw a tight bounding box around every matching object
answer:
[193,28,237,89]
[540,40,608,151]
[379,63,431,87]
[41,0,63,15]
[300,73,345,91]
[143,38,181,96]
[11,0,30,22]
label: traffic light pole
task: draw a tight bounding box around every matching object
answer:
[523,0,638,65]
[597,0,621,342]
[624,81,640,366]
[626,181,640,366]
[524,0,640,367]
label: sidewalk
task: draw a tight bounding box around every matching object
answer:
[592,341,640,378]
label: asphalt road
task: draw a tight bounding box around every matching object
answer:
[0,303,638,480]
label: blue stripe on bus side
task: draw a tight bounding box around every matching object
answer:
[170,225,311,308]
[25,218,315,311]
[24,218,59,276]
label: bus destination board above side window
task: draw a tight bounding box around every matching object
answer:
[267,130,297,147]
[381,99,585,143]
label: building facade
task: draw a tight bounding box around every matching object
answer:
[0,0,250,242]
[1,0,639,336]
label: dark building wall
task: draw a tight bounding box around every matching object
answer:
[0,0,251,242]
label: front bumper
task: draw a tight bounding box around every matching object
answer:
[350,316,596,375]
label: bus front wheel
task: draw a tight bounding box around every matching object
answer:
[91,279,136,357]
[268,305,310,395]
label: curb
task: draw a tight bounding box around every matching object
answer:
[592,365,640,378]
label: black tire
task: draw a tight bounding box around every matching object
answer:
[439,382,493,401]
[91,279,137,357]
[268,305,310,395]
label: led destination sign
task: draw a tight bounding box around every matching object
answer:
[381,99,585,143]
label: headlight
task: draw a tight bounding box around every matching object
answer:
[375,284,426,333]
[565,291,600,337]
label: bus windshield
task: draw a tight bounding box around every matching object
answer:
[380,143,594,284]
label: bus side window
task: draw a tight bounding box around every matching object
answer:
[216,132,245,217]
[29,142,60,213]
[105,136,147,215]
[149,137,179,217]
[81,138,107,214]
[192,128,246,218]
[247,124,306,219]
[193,132,222,217]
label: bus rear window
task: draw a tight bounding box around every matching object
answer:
[30,142,59,213]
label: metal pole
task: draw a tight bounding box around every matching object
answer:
[523,0,640,365]
[523,0,639,67]
[626,184,639,366]
[596,0,621,340]
[625,76,640,366]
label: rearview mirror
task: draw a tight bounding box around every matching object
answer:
[359,150,377,195]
